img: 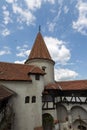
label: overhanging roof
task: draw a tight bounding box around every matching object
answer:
[0,84,14,101]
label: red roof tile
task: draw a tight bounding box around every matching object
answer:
[0,62,45,81]
[45,80,87,90]
[28,32,54,62]
[0,84,14,101]
[45,82,60,90]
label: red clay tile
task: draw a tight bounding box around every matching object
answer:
[0,62,45,81]
[45,80,87,90]
[28,32,54,63]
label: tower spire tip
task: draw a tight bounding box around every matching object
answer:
[39,25,41,32]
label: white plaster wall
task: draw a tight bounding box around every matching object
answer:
[26,59,55,85]
[0,74,44,130]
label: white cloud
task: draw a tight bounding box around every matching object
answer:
[14,60,25,64]
[22,0,56,12]
[5,0,36,26]
[12,3,36,25]
[47,22,56,32]
[16,45,30,57]
[2,6,13,25]
[1,28,11,36]
[47,0,63,32]
[72,0,87,35]
[55,68,78,81]
[0,46,11,56]
[6,0,14,3]
[25,0,42,11]
[44,0,55,4]
[64,6,69,14]
[44,36,71,65]
[58,0,63,6]
[17,26,24,30]
[2,6,7,10]
[2,0,57,28]
[50,9,56,13]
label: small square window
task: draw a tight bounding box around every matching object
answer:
[35,75,40,80]
[32,96,36,103]
[42,66,46,71]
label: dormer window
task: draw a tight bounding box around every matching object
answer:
[42,66,46,71]
[35,74,40,80]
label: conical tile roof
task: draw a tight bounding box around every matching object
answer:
[28,32,54,62]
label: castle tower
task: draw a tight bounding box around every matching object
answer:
[25,31,55,85]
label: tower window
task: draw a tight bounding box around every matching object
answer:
[42,66,46,71]
[35,75,40,80]
[32,96,36,103]
[25,96,30,103]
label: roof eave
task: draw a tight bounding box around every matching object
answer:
[25,58,55,65]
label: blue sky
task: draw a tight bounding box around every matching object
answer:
[0,0,87,81]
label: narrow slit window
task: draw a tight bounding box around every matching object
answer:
[25,96,30,103]
[32,96,36,103]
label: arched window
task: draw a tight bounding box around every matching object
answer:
[25,96,30,103]
[42,113,54,130]
[32,96,36,103]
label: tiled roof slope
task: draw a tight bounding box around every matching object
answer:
[45,80,87,90]
[0,62,45,81]
[28,32,53,62]
[0,84,14,101]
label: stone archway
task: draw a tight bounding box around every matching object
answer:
[56,104,68,123]
[71,106,87,130]
[42,113,54,130]
[71,106,87,121]
[73,119,87,130]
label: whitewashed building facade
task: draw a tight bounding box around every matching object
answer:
[0,32,87,130]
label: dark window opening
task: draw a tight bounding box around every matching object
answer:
[42,66,46,71]
[78,125,86,130]
[35,75,40,80]
[32,96,36,103]
[42,95,53,102]
[25,96,30,103]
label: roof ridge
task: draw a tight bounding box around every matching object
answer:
[57,79,87,83]
[0,61,35,67]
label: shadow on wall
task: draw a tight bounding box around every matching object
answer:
[34,126,43,130]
